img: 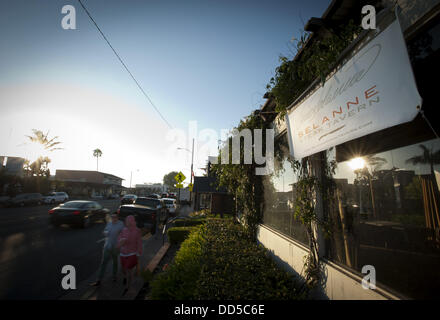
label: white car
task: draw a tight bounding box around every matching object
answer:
[162,198,177,215]
[44,192,69,204]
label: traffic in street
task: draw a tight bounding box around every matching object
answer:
[0,199,120,299]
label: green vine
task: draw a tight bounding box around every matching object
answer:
[211,112,269,239]
[289,153,337,289]
[267,20,363,117]
[212,19,362,289]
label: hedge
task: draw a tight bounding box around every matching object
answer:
[172,218,206,228]
[167,226,196,245]
[151,219,305,300]
[150,225,205,299]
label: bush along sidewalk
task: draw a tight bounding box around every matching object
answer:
[150,219,307,300]
[167,226,197,245]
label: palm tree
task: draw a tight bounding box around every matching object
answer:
[354,155,387,219]
[93,149,103,171]
[25,129,63,152]
[406,145,440,231]
[406,144,440,177]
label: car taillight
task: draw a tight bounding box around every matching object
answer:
[72,210,81,215]
[152,213,156,220]
[117,208,120,214]
[48,209,54,214]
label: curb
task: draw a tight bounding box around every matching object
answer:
[145,242,171,273]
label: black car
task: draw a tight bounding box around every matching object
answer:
[117,197,168,233]
[49,200,110,228]
[6,193,43,207]
[147,194,161,199]
[121,194,137,204]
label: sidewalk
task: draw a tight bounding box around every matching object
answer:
[61,231,169,300]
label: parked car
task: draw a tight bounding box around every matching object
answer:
[117,197,168,233]
[49,200,109,228]
[121,194,137,204]
[44,192,69,204]
[6,193,43,207]
[162,198,177,216]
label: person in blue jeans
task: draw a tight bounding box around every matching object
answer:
[90,213,124,286]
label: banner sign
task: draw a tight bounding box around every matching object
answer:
[286,19,422,159]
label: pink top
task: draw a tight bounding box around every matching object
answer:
[117,215,143,257]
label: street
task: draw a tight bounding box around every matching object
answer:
[0,199,120,299]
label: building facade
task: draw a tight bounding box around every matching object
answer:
[258,0,440,300]
[0,156,25,177]
[55,170,124,197]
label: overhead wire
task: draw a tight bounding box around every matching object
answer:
[77,0,173,129]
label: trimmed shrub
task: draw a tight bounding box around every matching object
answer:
[167,226,196,245]
[194,220,304,300]
[150,225,205,299]
[172,218,206,228]
[151,219,305,300]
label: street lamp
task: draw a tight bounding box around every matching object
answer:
[177,138,195,202]
[130,169,139,190]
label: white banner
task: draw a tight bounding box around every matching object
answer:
[286,19,422,159]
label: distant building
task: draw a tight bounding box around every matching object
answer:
[0,156,25,177]
[55,170,124,197]
[135,183,166,196]
[192,157,233,214]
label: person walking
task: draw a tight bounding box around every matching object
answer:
[90,213,124,286]
[117,215,143,295]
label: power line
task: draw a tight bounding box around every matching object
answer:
[77,0,173,129]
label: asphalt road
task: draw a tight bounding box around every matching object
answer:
[0,199,121,300]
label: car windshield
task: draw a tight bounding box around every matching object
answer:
[135,198,160,207]
[61,201,87,208]
[164,200,174,205]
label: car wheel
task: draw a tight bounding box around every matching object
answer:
[82,217,91,228]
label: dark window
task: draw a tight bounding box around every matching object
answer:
[325,136,440,299]
[262,134,309,247]
[62,201,87,208]
[135,198,159,207]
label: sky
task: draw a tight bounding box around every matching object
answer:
[0,0,331,187]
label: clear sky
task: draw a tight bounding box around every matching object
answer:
[0,0,331,187]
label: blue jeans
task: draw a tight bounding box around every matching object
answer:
[98,247,119,280]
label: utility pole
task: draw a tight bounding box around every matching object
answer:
[190,138,194,202]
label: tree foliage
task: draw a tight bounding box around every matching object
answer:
[266,20,363,116]
[163,171,179,191]
[26,129,63,152]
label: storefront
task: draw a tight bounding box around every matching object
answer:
[258,1,440,299]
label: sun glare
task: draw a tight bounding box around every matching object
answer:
[348,157,365,170]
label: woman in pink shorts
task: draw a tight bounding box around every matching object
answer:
[117,215,143,295]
